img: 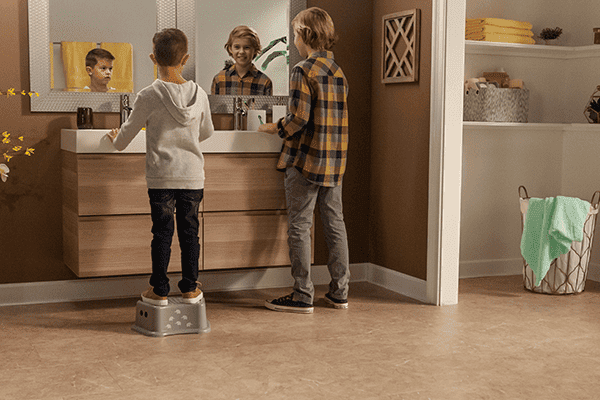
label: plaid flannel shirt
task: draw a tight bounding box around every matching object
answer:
[211,64,273,95]
[277,51,349,187]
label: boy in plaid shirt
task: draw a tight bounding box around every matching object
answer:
[260,7,349,313]
[211,25,273,95]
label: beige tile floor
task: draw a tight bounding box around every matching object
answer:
[1,276,600,399]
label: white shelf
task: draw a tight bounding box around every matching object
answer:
[463,122,600,131]
[465,40,600,59]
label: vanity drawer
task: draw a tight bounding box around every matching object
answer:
[63,210,194,277]
[63,152,150,216]
[203,211,292,270]
[203,154,286,211]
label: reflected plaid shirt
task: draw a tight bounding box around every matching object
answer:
[277,51,349,187]
[211,64,273,95]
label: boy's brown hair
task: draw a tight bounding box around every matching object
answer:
[85,48,115,68]
[152,28,188,66]
[225,26,262,57]
[292,7,338,51]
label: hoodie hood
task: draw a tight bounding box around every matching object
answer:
[152,79,201,126]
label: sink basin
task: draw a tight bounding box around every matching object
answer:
[61,129,283,153]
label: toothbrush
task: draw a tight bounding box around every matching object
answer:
[258,115,264,125]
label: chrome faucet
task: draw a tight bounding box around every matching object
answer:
[233,97,247,130]
[120,94,132,125]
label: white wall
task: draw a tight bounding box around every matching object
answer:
[460,124,600,279]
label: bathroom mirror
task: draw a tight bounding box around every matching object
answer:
[182,0,306,113]
[49,0,153,93]
[29,0,305,113]
[195,0,289,96]
[29,0,175,112]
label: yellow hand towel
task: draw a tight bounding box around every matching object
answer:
[100,42,134,93]
[61,41,97,91]
[466,25,534,38]
[466,33,536,45]
[49,42,54,89]
[466,18,533,31]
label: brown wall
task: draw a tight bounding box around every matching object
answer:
[0,0,373,284]
[369,0,432,280]
[307,0,373,265]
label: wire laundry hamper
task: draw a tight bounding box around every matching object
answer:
[519,186,600,294]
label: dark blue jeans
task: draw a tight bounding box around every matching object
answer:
[148,189,203,297]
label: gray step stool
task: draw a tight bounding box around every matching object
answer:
[132,296,211,337]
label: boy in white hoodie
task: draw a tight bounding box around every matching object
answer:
[107,28,214,306]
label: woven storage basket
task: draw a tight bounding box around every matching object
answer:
[464,84,529,123]
[519,186,600,294]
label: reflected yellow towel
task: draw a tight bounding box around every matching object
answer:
[466,25,534,37]
[466,33,536,45]
[100,42,134,93]
[466,18,533,30]
[61,41,97,91]
[49,42,54,89]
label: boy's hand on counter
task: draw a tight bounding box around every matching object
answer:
[107,128,119,142]
[258,123,278,135]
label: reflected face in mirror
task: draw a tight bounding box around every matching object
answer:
[211,25,273,96]
[85,50,115,92]
[230,38,256,71]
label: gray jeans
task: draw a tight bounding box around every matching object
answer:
[284,167,350,304]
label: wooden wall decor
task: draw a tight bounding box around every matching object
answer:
[382,9,420,84]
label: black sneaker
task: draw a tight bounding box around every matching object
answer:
[265,294,314,314]
[324,293,348,309]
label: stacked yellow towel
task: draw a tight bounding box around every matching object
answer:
[466,18,535,45]
[100,42,134,92]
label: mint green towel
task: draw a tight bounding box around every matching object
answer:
[520,196,590,285]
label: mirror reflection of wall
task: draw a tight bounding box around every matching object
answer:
[196,0,290,96]
[49,0,156,93]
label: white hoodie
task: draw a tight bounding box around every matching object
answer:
[113,79,214,189]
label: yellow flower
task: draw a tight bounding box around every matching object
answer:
[3,153,12,162]
[21,90,26,96]
[12,146,22,152]
[7,88,15,96]
[18,136,23,141]
[1,131,10,144]
[25,148,34,156]
[0,163,8,182]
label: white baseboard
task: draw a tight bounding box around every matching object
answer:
[459,258,523,278]
[0,263,427,307]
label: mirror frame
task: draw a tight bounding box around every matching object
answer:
[28,0,306,113]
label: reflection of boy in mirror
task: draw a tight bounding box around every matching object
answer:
[85,49,116,92]
[211,26,273,96]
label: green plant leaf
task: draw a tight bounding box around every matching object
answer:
[260,51,287,71]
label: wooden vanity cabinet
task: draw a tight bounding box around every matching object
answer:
[62,151,309,277]
[62,152,183,277]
